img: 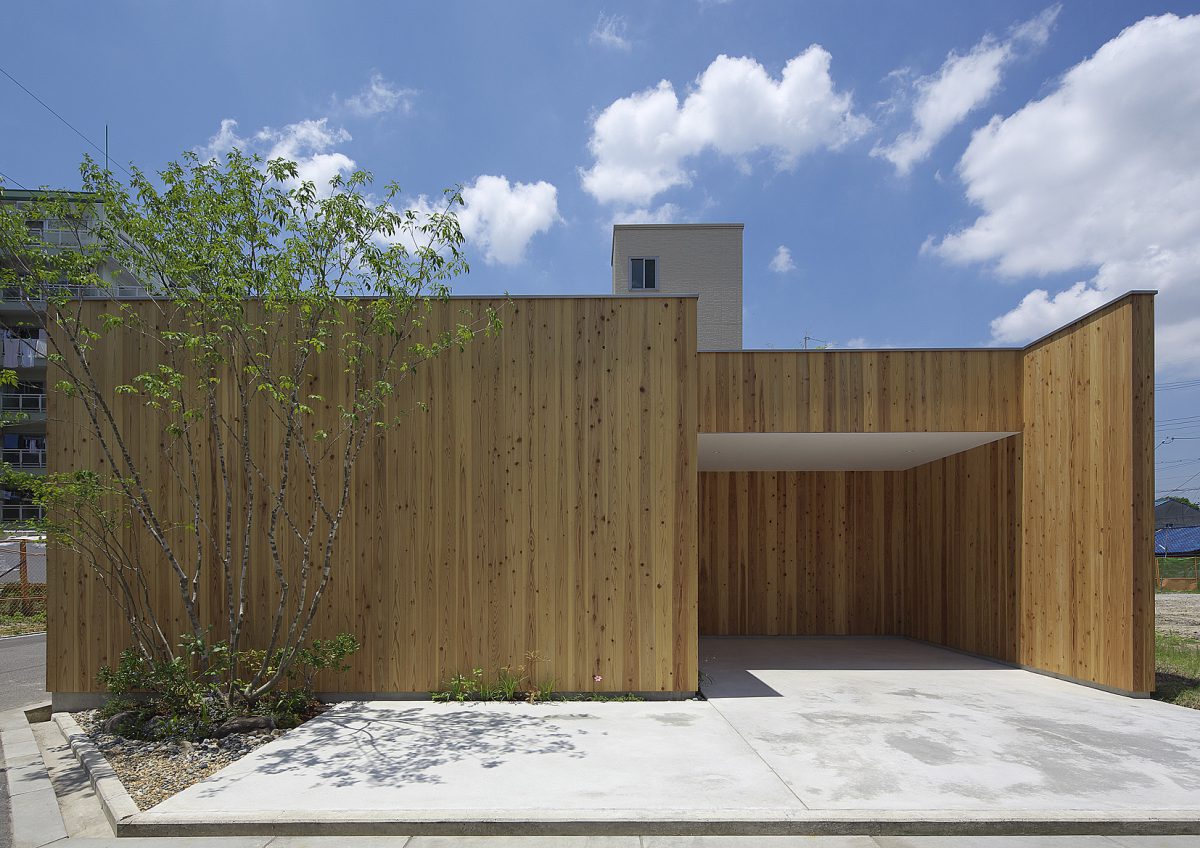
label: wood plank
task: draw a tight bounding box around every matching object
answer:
[47,297,698,694]
[697,349,1023,433]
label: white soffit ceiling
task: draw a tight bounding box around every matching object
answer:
[698,432,1018,472]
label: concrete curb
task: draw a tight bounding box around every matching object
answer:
[53,710,139,834]
[118,808,1200,838]
[0,703,67,848]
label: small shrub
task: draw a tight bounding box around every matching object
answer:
[430,652,632,703]
[432,668,484,702]
[489,665,524,700]
[96,632,359,740]
[528,677,557,704]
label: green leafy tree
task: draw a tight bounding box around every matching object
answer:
[0,152,500,707]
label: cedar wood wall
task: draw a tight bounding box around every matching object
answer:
[48,292,1152,695]
[698,293,1155,693]
[47,297,698,694]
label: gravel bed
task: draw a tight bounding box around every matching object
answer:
[1156,592,1200,639]
[71,710,284,810]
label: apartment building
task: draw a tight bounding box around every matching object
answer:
[0,190,147,524]
[612,223,743,350]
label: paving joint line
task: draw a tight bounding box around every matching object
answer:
[701,693,811,811]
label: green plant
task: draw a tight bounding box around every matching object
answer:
[562,692,644,702]
[430,652,564,703]
[527,677,557,704]
[1154,631,1200,711]
[258,688,320,729]
[1,152,500,709]
[432,668,484,702]
[96,632,359,739]
[491,665,525,700]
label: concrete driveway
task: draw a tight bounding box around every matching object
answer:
[702,638,1200,811]
[132,638,1200,835]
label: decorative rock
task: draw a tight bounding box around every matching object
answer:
[211,715,275,738]
[102,710,138,734]
[70,708,304,811]
[141,716,171,738]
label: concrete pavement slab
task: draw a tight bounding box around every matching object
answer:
[147,700,802,817]
[54,639,1200,836]
[270,839,412,847]
[31,718,112,837]
[270,838,412,847]
[701,638,1200,813]
[642,838,880,846]
[56,839,275,847]
[872,837,1124,847]
[407,838,638,846]
[8,784,67,847]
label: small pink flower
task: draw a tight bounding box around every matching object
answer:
[593,674,603,682]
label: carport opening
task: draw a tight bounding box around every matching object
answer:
[696,431,1021,694]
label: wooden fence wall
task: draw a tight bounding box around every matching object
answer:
[47,296,699,694]
[901,437,1021,662]
[698,349,1023,433]
[47,289,1155,697]
[698,469,903,636]
[698,437,1020,662]
[1019,293,1155,693]
[698,292,1154,694]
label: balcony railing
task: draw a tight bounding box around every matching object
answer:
[2,449,45,469]
[0,504,42,523]
[0,393,45,413]
[2,282,148,302]
[0,338,46,368]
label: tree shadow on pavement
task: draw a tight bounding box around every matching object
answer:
[188,703,586,796]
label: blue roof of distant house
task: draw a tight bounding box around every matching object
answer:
[1156,526,1200,555]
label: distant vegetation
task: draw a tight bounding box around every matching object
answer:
[1155,632,1200,709]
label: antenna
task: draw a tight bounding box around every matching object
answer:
[105,124,109,172]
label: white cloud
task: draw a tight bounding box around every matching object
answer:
[590,13,631,51]
[197,118,244,160]
[341,73,416,117]
[257,119,355,189]
[769,245,796,273]
[929,14,1200,372]
[456,175,560,266]
[609,203,682,225]
[873,5,1059,176]
[581,50,871,206]
[988,282,1109,343]
[197,117,356,193]
[199,117,558,265]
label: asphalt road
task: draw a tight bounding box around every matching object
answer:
[1,631,47,848]
[0,632,47,712]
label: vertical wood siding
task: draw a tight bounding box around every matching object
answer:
[48,290,1155,696]
[698,437,1020,661]
[698,349,1024,433]
[48,297,698,694]
[1020,294,1155,693]
[697,292,1154,694]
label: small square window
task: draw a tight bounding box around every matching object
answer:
[631,257,657,290]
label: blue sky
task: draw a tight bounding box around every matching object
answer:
[3,1,1200,495]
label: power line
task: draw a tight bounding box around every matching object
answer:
[1161,463,1200,494]
[0,169,29,190]
[0,63,133,180]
